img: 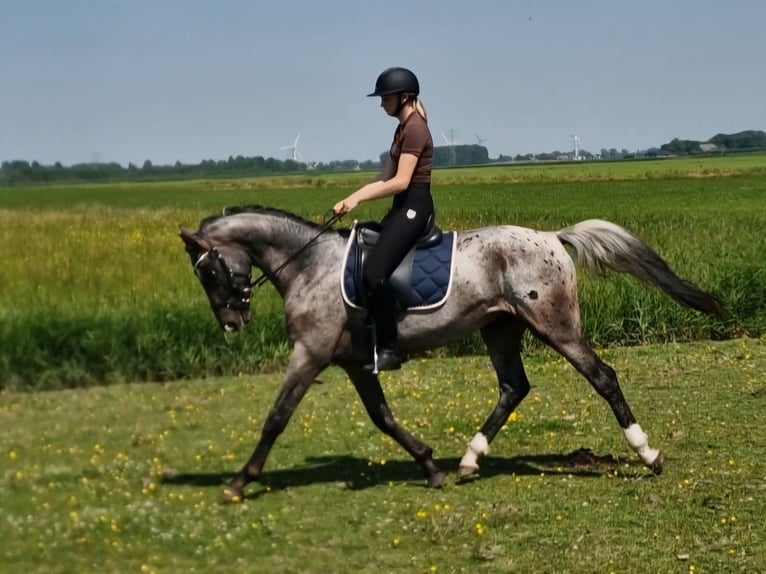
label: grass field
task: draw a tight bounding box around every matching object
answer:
[1,156,764,572]
[1,155,765,389]
[1,339,764,573]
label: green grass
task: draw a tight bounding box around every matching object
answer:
[1,156,765,389]
[1,339,764,573]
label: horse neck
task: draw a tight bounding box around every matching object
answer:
[206,212,333,289]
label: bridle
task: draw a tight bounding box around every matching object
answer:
[194,247,253,312]
[193,212,343,311]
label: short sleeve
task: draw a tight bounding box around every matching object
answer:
[399,118,429,157]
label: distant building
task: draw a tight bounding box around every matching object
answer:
[699,142,719,153]
[644,148,676,158]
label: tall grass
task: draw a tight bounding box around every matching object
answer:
[1,158,764,390]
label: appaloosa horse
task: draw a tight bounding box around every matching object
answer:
[180,206,724,501]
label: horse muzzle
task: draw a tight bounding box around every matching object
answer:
[219,310,251,333]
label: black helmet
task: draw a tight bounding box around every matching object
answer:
[367,67,420,97]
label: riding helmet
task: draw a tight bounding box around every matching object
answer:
[367,67,420,97]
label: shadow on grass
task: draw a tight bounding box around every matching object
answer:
[161,449,642,499]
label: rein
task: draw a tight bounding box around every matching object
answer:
[250,212,343,289]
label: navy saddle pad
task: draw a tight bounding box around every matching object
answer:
[341,222,456,311]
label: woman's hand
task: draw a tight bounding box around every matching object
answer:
[333,194,360,215]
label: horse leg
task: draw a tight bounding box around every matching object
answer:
[343,365,447,488]
[539,327,664,474]
[458,318,530,478]
[225,343,325,501]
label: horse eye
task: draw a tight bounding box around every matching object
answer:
[196,268,218,283]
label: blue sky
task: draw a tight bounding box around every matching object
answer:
[1,0,763,166]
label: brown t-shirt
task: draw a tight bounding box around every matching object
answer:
[389,112,433,184]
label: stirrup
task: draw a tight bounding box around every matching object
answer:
[364,348,401,374]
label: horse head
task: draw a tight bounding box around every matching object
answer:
[179,227,253,332]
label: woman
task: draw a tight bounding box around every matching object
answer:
[333,67,435,372]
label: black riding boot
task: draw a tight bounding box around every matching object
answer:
[365,283,401,373]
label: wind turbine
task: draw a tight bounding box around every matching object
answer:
[474,132,490,146]
[281,132,303,161]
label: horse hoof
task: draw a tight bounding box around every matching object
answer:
[457,464,479,479]
[649,452,664,475]
[221,484,246,503]
[427,471,447,489]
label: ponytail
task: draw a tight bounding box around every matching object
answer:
[414,98,428,123]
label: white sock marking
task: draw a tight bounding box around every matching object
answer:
[459,432,489,470]
[623,423,660,465]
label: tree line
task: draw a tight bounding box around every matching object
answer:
[660,130,766,155]
[0,156,382,186]
[2,130,763,186]
[0,146,493,186]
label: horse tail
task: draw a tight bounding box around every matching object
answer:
[556,219,726,318]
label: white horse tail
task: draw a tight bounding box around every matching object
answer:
[557,219,726,318]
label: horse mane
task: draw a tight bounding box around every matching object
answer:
[199,205,330,231]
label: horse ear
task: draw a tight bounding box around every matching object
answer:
[179,227,211,250]
[179,227,197,246]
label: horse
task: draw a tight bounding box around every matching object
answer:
[179,205,724,501]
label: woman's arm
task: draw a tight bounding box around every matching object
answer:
[375,158,397,182]
[333,154,417,214]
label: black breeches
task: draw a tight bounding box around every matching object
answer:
[362,191,434,293]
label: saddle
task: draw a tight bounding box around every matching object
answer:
[342,215,455,311]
